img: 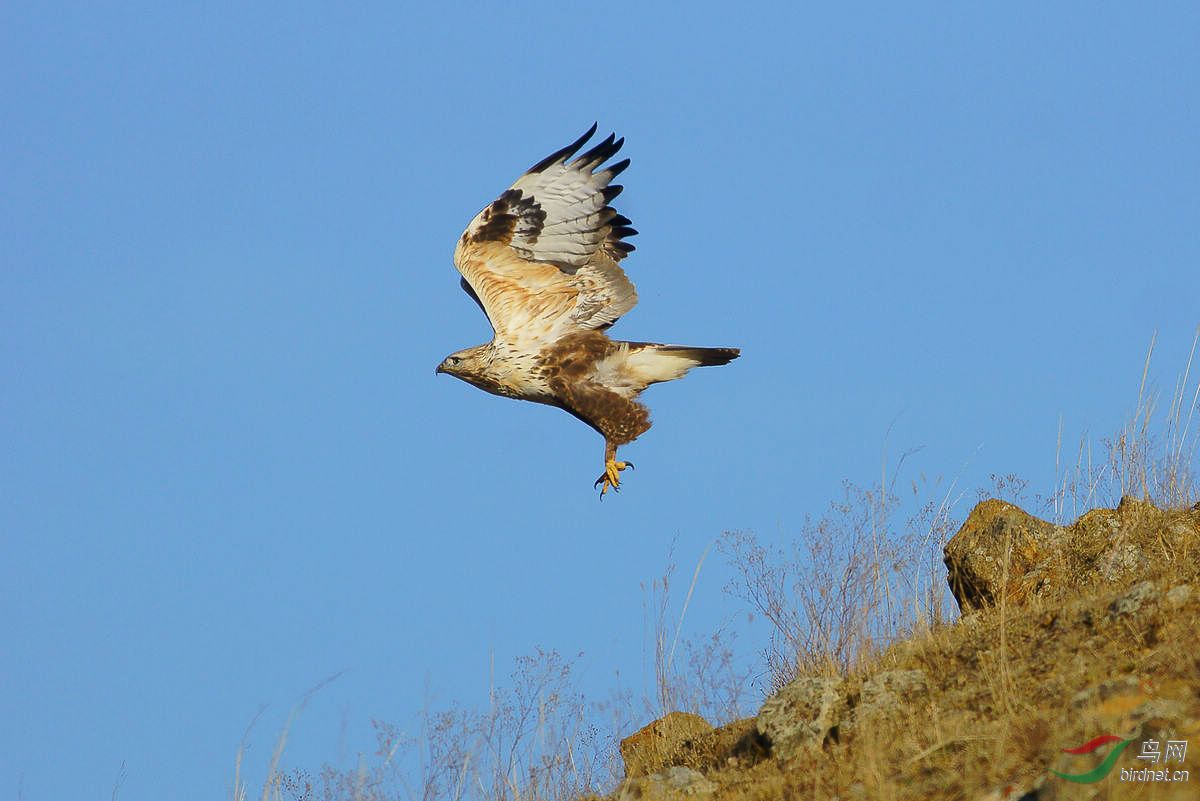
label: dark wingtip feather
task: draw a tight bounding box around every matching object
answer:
[527,123,598,173]
[606,158,631,179]
[604,136,626,163]
[574,132,621,168]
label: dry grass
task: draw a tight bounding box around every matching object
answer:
[642,544,754,724]
[1052,327,1200,522]
[720,471,963,689]
[267,650,618,801]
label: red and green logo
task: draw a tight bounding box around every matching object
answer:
[1051,734,1137,783]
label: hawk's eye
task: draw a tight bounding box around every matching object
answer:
[450,356,462,365]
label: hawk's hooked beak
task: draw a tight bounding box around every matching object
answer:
[435,364,445,375]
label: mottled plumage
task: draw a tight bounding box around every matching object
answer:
[437,125,740,495]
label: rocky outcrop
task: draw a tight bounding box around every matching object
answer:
[617,713,765,782]
[754,676,846,759]
[942,499,1065,611]
[849,669,929,731]
[750,668,934,756]
[615,766,715,800]
[943,496,1200,611]
[618,712,713,778]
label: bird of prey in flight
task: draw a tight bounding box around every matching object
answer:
[437,125,739,496]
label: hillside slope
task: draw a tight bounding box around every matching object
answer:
[605,497,1200,800]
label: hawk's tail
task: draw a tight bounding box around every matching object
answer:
[619,343,740,387]
[654,345,741,367]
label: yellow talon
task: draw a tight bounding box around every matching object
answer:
[594,458,634,498]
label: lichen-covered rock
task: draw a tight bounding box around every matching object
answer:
[943,496,1200,612]
[1164,584,1192,608]
[619,711,713,778]
[698,718,765,770]
[1108,580,1158,617]
[755,676,845,760]
[861,669,929,706]
[840,670,930,736]
[943,499,1066,611]
[1096,542,1142,582]
[616,766,716,800]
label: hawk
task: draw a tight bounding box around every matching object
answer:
[437,125,740,496]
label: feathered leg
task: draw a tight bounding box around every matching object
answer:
[594,439,634,498]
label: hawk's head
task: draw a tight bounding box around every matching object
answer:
[437,344,529,400]
[435,345,491,380]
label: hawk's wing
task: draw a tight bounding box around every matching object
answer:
[452,125,639,344]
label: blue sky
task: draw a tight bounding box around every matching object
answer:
[3,2,1198,799]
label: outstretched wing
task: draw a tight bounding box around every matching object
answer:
[452,125,639,344]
